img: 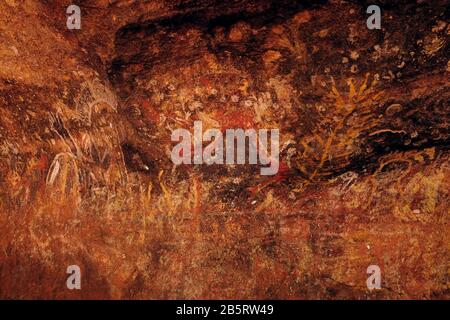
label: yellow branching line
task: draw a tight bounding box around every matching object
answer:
[297,74,383,185]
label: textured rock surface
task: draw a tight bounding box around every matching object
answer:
[0,0,448,299]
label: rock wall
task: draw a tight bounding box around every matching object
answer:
[0,0,448,299]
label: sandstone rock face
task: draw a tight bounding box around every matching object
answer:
[0,0,448,299]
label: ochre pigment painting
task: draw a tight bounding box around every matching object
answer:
[0,0,448,300]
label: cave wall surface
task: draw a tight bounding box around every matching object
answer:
[0,0,449,299]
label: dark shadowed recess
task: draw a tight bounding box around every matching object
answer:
[107,0,449,181]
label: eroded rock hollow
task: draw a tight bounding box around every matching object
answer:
[0,0,448,299]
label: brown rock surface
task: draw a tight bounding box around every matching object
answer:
[0,0,448,299]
